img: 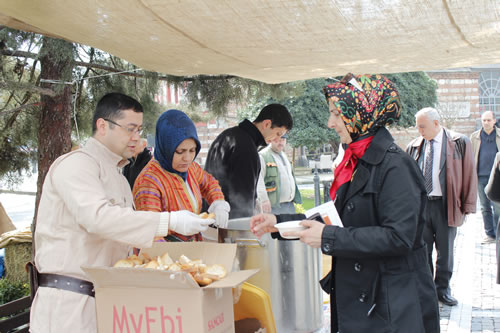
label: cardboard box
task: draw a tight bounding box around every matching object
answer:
[84,242,258,333]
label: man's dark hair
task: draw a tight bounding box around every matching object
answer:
[92,93,143,134]
[253,103,293,130]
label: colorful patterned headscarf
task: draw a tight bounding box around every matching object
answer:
[154,109,201,181]
[323,73,401,140]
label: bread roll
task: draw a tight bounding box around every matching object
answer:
[159,252,174,266]
[141,252,152,262]
[196,263,207,273]
[180,263,197,272]
[168,263,182,271]
[128,254,143,266]
[113,259,135,268]
[178,254,192,265]
[205,264,227,280]
[199,212,216,219]
[144,260,159,269]
[193,272,213,286]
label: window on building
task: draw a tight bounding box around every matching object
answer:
[479,71,500,117]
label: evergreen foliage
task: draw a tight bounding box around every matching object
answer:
[239,73,438,151]
[0,28,41,186]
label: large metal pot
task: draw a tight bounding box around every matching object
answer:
[224,218,323,332]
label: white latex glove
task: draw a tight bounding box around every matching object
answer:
[169,210,213,236]
[208,200,230,228]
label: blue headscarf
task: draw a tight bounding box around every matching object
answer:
[154,109,201,181]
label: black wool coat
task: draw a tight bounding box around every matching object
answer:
[279,127,440,333]
[205,119,267,218]
[485,152,500,284]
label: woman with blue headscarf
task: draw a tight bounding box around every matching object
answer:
[133,110,230,242]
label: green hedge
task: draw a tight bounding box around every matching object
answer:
[0,278,30,305]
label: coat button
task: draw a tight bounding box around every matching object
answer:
[347,202,355,212]
[322,243,332,253]
[354,262,362,272]
[359,292,367,303]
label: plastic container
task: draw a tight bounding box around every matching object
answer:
[234,282,276,333]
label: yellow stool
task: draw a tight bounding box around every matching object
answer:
[234,282,276,333]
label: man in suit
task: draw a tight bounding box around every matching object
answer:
[470,111,500,243]
[407,107,477,306]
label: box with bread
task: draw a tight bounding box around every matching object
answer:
[83,242,258,333]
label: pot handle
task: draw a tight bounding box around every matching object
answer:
[234,238,266,248]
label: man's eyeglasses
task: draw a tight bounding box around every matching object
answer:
[103,118,143,136]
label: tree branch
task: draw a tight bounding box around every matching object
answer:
[0,102,40,115]
[0,49,39,60]
[0,81,56,96]
[0,49,237,82]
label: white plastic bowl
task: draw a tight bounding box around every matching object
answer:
[274,220,306,239]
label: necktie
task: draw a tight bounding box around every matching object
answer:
[424,139,434,194]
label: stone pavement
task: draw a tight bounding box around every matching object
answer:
[439,211,500,333]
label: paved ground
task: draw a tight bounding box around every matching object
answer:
[439,211,500,333]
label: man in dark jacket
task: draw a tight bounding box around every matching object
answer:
[485,152,500,284]
[470,111,500,242]
[123,138,152,189]
[407,107,477,306]
[205,104,293,218]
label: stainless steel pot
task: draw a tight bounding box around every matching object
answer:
[224,218,323,332]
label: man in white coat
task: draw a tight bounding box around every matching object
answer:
[29,93,217,332]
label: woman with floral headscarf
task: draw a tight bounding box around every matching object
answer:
[133,109,230,242]
[251,74,440,332]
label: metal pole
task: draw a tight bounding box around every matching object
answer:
[314,165,321,206]
[323,181,332,203]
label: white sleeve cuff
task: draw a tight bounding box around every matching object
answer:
[155,212,170,236]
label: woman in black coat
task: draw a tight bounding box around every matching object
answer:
[251,74,440,333]
[485,152,500,284]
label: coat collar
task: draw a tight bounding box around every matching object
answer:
[238,119,267,148]
[359,127,394,166]
[337,127,395,206]
[410,127,460,149]
[84,137,129,168]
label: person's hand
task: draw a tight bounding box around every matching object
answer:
[284,220,325,248]
[331,160,340,173]
[208,200,230,228]
[250,213,278,238]
[169,210,213,235]
[261,200,272,213]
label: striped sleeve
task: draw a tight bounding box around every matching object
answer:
[133,170,165,213]
[190,162,225,205]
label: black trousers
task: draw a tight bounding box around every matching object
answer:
[424,198,457,295]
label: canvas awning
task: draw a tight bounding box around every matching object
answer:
[0,1,499,83]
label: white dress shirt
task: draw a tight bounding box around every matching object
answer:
[423,128,444,197]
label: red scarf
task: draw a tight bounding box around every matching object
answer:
[330,136,374,200]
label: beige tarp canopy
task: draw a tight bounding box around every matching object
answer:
[0,1,499,83]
